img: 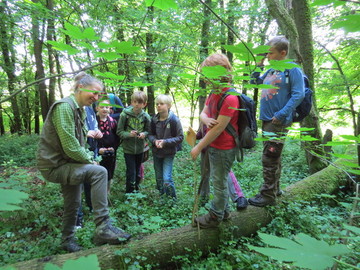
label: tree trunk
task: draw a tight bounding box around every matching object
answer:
[145,6,155,115]
[8,152,352,270]
[264,0,326,174]
[0,0,23,134]
[46,0,56,107]
[31,0,49,121]
[197,0,211,125]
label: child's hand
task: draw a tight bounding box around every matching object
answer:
[137,132,145,139]
[130,130,138,137]
[98,148,106,155]
[155,140,164,148]
[190,146,200,160]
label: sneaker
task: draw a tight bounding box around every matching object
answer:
[93,219,131,246]
[61,237,82,253]
[236,197,249,210]
[194,212,221,229]
[248,194,276,207]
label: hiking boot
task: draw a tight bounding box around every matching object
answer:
[236,197,249,210]
[93,219,131,246]
[248,194,276,207]
[61,237,82,253]
[223,211,231,221]
[194,212,221,229]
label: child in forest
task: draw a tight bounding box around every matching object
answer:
[148,94,184,199]
[117,91,151,193]
[249,36,304,207]
[190,53,239,228]
[96,99,120,194]
[195,124,248,210]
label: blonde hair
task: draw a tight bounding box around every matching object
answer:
[155,94,172,107]
[131,91,148,104]
[200,53,232,83]
[266,36,289,55]
[72,72,104,93]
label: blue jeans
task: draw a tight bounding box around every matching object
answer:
[153,155,176,198]
[124,153,143,193]
[208,147,236,219]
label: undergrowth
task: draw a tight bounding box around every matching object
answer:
[0,134,358,269]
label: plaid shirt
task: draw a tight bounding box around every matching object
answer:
[51,95,93,164]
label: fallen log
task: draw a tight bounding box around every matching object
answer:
[8,156,351,270]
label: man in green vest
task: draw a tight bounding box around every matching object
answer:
[37,72,131,252]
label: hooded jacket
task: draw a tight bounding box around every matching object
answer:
[117,106,151,155]
[148,110,184,158]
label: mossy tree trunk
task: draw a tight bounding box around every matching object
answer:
[9,154,351,270]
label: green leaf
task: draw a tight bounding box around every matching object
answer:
[311,0,336,6]
[323,141,354,146]
[267,60,300,71]
[331,14,360,33]
[330,153,354,159]
[223,43,253,54]
[93,71,125,81]
[178,73,196,79]
[248,232,350,270]
[145,0,178,10]
[78,41,94,51]
[61,23,83,38]
[46,41,80,55]
[339,135,360,142]
[111,41,141,54]
[287,127,315,132]
[300,135,319,142]
[244,83,277,89]
[94,52,122,61]
[0,188,29,211]
[44,255,100,270]
[252,45,270,55]
[127,82,154,87]
[344,224,360,235]
[201,66,228,79]
[83,27,99,41]
[346,169,360,175]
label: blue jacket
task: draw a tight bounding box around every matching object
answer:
[252,66,305,125]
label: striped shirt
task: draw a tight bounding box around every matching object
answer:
[51,95,93,164]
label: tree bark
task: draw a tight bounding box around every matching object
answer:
[0,0,23,134]
[8,153,352,270]
[145,6,155,115]
[264,0,327,174]
[31,0,49,121]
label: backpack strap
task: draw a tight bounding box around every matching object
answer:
[217,89,244,161]
[169,113,178,137]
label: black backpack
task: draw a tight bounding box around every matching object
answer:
[218,88,258,161]
[284,70,313,122]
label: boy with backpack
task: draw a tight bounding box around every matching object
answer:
[117,91,151,193]
[190,53,239,228]
[148,94,183,199]
[249,36,305,207]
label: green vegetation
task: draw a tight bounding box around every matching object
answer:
[0,135,358,269]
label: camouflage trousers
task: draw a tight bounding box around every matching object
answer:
[260,121,289,199]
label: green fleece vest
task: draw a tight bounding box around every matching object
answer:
[36,97,84,170]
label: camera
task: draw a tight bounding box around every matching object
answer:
[103,150,115,157]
